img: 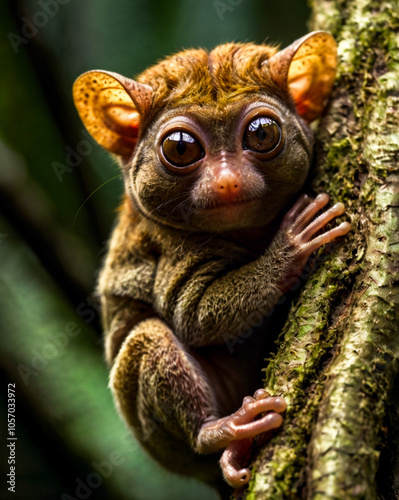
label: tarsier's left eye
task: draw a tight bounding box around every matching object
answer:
[242,117,282,154]
[162,131,204,168]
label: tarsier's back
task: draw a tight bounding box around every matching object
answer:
[73,32,349,496]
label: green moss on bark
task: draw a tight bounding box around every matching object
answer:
[244,1,399,498]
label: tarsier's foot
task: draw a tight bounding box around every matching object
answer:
[280,193,351,283]
[197,389,287,488]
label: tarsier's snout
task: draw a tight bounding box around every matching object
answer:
[192,150,264,211]
[213,164,242,203]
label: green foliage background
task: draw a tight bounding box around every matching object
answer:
[0,1,309,499]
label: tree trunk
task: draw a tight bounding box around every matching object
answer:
[245,1,399,499]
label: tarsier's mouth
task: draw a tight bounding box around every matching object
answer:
[195,195,261,210]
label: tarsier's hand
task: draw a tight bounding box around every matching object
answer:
[279,193,351,290]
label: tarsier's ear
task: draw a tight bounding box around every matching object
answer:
[267,31,337,123]
[73,70,153,157]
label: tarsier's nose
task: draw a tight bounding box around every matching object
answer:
[214,167,242,202]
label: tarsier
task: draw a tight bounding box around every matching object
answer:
[73,31,350,494]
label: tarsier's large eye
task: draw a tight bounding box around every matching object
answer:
[162,131,204,168]
[242,117,282,154]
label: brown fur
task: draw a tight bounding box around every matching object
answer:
[137,44,279,113]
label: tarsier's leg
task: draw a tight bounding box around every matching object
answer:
[110,317,216,449]
[110,317,286,485]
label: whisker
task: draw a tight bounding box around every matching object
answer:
[170,196,195,216]
[148,191,195,227]
[72,174,122,228]
[147,192,191,217]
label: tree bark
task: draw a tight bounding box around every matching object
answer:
[245,1,399,498]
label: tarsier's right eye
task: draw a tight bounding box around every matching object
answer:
[162,131,204,169]
[242,117,282,155]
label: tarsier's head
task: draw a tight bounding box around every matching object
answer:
[73,31,336,233]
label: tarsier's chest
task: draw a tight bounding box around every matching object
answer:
[153,243,252,331]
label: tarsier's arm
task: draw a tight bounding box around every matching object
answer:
[155,193,349,348]
[74,31,350,491]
